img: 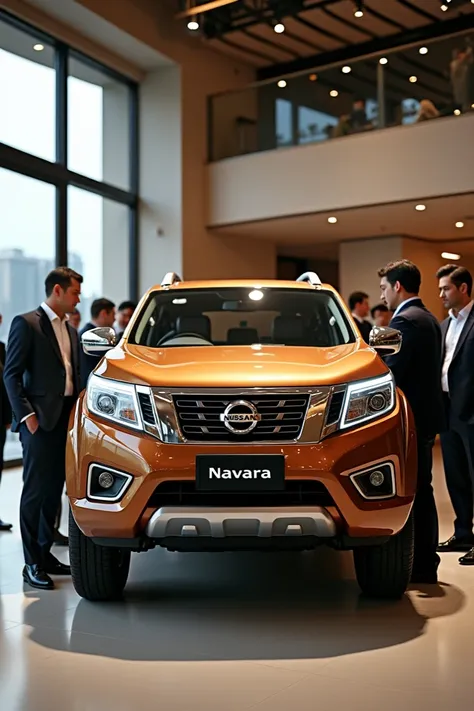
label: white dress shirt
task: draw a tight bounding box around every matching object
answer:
[392,297,420,319]
[441,300,474,393]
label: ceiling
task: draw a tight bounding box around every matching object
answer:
[210,192,474,258]
[178,0,474,70]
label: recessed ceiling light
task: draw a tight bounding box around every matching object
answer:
[328,216,338,224]
[415,204,426,211]
[330,90,339,97]
[441,252,461,260]
[274,22,285,34]
[309,73,318,81]
[454,109,461,115]
[278,79,287,88]
[187,20,199,30]
[441,4,448,10]
[409,75,418,83]
[342,66,352,74]
[419,47,428,55]
[455,221,465,228]
[33,43,44,51]
[354,10,364,18]
[379,57,388,65]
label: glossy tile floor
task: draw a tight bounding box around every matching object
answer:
[0,447,473,711]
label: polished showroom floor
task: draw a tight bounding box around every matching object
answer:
[0,447,473,711]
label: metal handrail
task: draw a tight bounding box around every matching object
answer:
[161,272,182,287]
[296,271,322,287]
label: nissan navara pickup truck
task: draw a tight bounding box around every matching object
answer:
[67,272,417,602]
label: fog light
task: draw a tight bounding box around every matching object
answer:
[369,470,385,487]
[98,471,115,489]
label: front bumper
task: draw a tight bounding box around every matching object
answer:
[66,391,417,543]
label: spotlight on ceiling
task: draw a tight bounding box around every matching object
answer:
[419,46,428,55]
[330,90,339,97]
[409,76,418,83]
[33,43,44,51]
[415,204,426,211]
[274,21,285,33]
[379,57,388,65]
[309,73,318,81]
[353,0,364,18]
[455,221,465,228]
[454,109,461,115]
[442,252,461,260]
[342,66,352,74]
[328,216,338,224]
[187,19,199,30]
[278,79,287,88]
[440,4,448,11]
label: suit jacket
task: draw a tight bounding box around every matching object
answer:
[355,318,372,343]
[441,305,474,424]
[79,321,103,390]
[3,307,80,432]
[385,298,445,438]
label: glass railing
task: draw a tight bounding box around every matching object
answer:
[208,30,474,161]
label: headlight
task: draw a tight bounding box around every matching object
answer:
[340,373,395,429]
[86,374,143,430]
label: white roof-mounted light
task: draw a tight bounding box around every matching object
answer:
[296,271,322,287]
[161,272,182,287]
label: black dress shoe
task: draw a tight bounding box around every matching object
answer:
[43,556,71,576]
[0,519,12,531]
[23,565,54,590]
[438,535,474,552]
[53,530,69,546]
[459,547,474,565]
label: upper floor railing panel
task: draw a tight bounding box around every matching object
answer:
[208,29,474,162]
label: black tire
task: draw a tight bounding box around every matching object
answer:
[353,511,414,599]
[69,508,131,601]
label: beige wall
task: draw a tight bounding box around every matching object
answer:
[76,0,277,286]
[339,237,403,310]
[402,239,446,321]
[208,113,474,226]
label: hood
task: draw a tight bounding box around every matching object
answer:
[96,342,388,388]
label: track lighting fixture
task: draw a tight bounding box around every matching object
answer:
[353,0,364,18]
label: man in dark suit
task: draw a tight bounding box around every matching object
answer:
[115,300,136,340]
[349,291,372,342]
[378,260,445,584]
[435,265,474,562]
[4,267,83,590]
[79,297,115,390]
[0,325,12,532]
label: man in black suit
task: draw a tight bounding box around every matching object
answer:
[349,291,372,342]
[378,260,445,584]
[0,323,12,532]
[115,300,136,340]
[4,267,83,590]
[435,265,474,562]
[79,297,115,390]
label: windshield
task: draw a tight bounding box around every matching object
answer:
[130,287,355,348]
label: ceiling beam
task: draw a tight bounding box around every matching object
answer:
[257,12,474,81]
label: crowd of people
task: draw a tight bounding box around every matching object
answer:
[0,261,473,590]
[0,268,136,589]
[349,261,474,583]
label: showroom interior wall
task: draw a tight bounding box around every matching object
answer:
[76,0,277,285]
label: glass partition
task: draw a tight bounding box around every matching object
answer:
[208,30,474,161]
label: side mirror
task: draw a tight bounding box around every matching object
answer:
[369,326,402,357]
[81,327,116,355]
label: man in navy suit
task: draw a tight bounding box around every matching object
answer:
[4,267,82,590]
[378,260,445,584]
[436,265,474,563]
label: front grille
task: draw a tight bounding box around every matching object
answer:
[148,479,334,508]
[173,394,310,442]
[326,390,345,426]
[138,392,155,425]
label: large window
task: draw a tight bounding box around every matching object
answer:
[0,11,139,463]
